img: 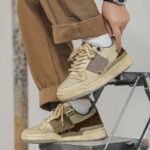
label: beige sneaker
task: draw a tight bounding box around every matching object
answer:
[21,102,107,144]
[57,40,133,101]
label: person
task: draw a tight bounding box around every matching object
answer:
[17,0,133,144]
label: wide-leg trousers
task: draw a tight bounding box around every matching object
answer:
[17,0,107,110]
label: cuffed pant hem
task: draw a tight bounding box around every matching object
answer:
[39,85,60,111]
[53,15,107,44]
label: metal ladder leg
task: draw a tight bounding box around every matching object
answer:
[135,73,150,150]
[143,73,150,101]
[102,76,140,150]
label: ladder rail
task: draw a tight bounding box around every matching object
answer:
[143,73,150,101]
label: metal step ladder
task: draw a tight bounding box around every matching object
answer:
[40,72,150,150]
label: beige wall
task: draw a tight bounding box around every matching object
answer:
[0,0,150,150]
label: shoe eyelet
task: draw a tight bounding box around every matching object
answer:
[97,47,101,52]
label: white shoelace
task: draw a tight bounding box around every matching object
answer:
[68,44,95,76]
[38,104,73,129]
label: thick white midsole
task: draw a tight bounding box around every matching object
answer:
[22,127,107,144]
[57,54,133,101]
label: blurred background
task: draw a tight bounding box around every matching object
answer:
[0,0,150,150]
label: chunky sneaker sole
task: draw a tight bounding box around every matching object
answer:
[57,52,133,101]
[22,125,107,144]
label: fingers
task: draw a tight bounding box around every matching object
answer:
[104,20,113,36]
[112,27,122,50]
[104,20,126,50]
[116,23,127,48]
[120,23,127,34]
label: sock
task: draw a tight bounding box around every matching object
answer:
[83,33,112,47]
[70,98,92,115]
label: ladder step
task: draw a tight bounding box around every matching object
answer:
[39,137,138,150]
[110,72,150,86]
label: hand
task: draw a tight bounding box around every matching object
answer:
[102,2,130,49]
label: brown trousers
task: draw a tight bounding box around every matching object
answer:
[17,0,107,110]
